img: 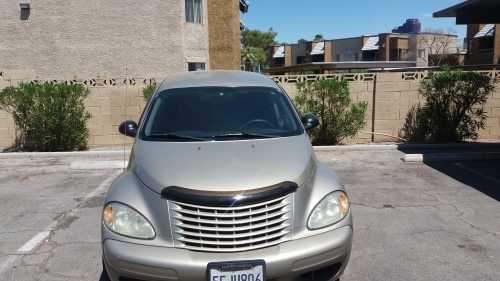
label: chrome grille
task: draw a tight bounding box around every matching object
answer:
[168,195,292,252]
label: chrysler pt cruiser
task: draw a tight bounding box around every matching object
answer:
[102,71,352,281]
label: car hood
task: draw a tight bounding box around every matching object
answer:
[131,134,315,193]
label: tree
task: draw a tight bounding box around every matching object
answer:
[400,70,494,143]
[313,34,324,41]
[143,83,156,102]
[417,28,459,66]
[297,38,308,45]
[0,82,91,151]
[241,28,277,50]
[294,79,367,145]
[241,47,267,72]
[241,28,277,71]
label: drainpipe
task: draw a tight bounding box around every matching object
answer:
[371,73,377,142]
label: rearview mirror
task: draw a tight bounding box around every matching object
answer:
[119,120,138,138]
[301,113,319,131]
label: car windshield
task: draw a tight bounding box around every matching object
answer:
[140,86,303,141]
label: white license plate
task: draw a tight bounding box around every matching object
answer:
[208,261,265,281]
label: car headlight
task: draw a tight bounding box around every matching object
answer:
[307,191,350,230]
[103,202,155,239]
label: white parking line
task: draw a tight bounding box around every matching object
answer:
[0,170,122,277]
[0,256,17,279]
[17,231,52,253]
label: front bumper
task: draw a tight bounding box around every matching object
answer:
[103,225,352,281]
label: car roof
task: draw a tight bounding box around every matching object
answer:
[156,70,281,92]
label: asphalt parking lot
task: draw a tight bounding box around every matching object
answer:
[0,148,499,281]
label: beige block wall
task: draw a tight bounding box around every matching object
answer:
[1,71,499,149]
[0,83,147,149]
[84,87,147,147]
[276,72,500,143]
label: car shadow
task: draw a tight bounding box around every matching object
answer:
[398,143,500,202]
[99,271,110,281]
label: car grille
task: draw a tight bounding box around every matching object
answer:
[168,195,293,252]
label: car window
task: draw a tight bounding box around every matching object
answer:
[141,86,303,141]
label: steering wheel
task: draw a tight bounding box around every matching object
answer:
[240,119,275,130]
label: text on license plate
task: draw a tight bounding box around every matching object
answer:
[209,265,264,281]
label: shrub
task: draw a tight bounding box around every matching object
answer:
[143,83,156,102]
[294,79,367,145]
[401,70,494,143]
[0,82,91,152]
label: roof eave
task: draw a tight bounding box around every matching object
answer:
[240,0,249,13]
[433,0,478,18]
[433,0,500,23]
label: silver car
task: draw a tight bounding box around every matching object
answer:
[102,71,353,281]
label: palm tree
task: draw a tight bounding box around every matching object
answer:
[241,47,260,72]
[314,34,324,41]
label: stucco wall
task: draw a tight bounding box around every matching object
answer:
[1,71,499,149]
[0,0,209,78]
[332,37,364,61]
[408,33,459,67]
[207,0,240,70]
[495,24,500,65]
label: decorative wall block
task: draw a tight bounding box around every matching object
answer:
[0,70,499,148]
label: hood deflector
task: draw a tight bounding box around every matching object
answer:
[161,181,298,207]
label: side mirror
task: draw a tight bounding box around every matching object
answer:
[301,113,319,131]
[119,120,138,138]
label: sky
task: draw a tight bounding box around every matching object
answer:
[241,0,467,44]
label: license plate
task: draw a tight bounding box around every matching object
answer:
[207,260,266,281]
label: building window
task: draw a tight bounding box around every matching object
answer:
[418,49,426,59]
[336,54,341,61]
[296,56,305,65]
[354,53,359,61]
[362,50,378,61]
[478,37,494,51]
[188,62,206,71]
[20,2,30,21]
[272,58,285,67]
[311,54,325,63]
[185,0,203,24]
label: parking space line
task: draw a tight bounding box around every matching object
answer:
[17,231,52,253]
[0,169,122,277]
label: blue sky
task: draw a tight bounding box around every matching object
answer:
[241,0,466,44]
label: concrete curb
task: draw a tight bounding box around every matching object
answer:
[315,142,500,152]
[1,143,499,158]
[0,145,398,158]
[402,152,500,163]
[0,150,130,159]
[70,160,129,169]
[313,144,398,151]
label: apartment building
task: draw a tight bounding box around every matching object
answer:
[268,31,458,73]
[0,0,247,79]
[434,0,500,65]
[270,40,336,67]
[464,24,500,65]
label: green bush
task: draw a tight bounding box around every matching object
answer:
[401,70,494,143]
[0,82,91,152]
[294,79,367,145]
[143,83,156,102]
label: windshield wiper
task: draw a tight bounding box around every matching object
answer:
[210,132,278,140]
[147,133,210,141]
